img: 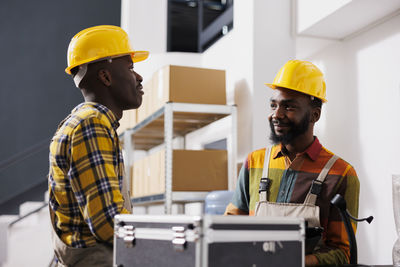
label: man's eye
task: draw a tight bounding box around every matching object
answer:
[285,105,295,110]
[270,103,277,109]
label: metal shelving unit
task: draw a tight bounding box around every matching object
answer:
[121,102,237,214]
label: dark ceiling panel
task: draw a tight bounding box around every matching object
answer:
[168,0,234,52]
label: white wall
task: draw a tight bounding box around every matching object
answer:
[121,0,203,83]
[304,14,400,265]
[122,0,294,163]
[251,1,295,150]
[121,0,167,54]
[198,0,254,161]
[297,0,352,32]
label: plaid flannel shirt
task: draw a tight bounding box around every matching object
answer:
[225,137,360,265]
[48,102,130,248]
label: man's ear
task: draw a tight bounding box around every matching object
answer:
[311,107,321,123]
[98,69,112,87]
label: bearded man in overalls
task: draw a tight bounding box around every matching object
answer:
[225,60,360,266]
[48,25,149,266]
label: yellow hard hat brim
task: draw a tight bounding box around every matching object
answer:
[65,50,149,75]
[264,83,328,103]
[132,51,149,63]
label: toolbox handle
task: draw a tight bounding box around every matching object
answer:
[172,226,187,251]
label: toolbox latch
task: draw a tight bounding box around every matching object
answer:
[172,226,187,251]
[116,224,136,248]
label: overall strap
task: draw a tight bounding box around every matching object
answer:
[304,155,339,205]
[259,147,272,202]
[262,147,271,178]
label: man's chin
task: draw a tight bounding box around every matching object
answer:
[270,133,282,144]
[274,130,287,136]
[126,100,142,110]
[270,132,293,145]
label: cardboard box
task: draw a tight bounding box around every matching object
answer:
[117,109,137,135]
[156,65,226,107]
[171,150,227,191]
[131,159,138,197]
[137,78,153,123]
[131,157,146,198]
[136,65,226,124]
[149,149,164,195]
[158,149,165,194]
[131,150,228,198]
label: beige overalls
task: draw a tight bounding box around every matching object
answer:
[255,147,338,227]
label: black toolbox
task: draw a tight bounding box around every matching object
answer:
[114,214,305,267]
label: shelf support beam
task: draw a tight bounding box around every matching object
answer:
[164,103,174,214]
[228,105,238,190]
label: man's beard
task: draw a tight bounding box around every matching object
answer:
[269,112,310,145]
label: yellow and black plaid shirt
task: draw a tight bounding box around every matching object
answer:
[48,102,129,248]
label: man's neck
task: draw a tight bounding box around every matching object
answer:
[83,91,122,120]
[283,134,315,161]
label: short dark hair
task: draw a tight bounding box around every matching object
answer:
[310,97,322,109]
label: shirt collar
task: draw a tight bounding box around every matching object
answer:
[272,137,322,161]
[72,102,120,131]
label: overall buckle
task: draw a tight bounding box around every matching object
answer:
[310,180,323,195]
[259,178,271,193]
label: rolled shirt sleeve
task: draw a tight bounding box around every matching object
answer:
[225,159,250,215]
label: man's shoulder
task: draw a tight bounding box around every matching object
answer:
[246,145,280,169]
[248,144,279,158]
[249,147,266,157]
[320,146,357,176]
[247,147,268,163]
[52,105,112,143]
[64,106,110,131]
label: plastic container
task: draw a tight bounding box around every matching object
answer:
[204,190,234,215]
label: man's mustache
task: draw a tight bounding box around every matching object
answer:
[271,119,292,127]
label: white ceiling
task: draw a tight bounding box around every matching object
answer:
[298,0,400,40]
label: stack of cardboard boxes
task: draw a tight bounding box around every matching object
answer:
[131,150,165,198]
[118,65,229,198]
[131,149,228,198]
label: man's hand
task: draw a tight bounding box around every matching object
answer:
[305,255,318,266]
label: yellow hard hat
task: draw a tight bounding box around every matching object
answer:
[65,25,149,75]
[265,60,327,102]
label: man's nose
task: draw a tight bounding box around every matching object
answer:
[272,106,285,120]
[134,71,143,83]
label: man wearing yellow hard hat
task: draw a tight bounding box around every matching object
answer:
[47,25,148,266]
[225,60,360,266]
